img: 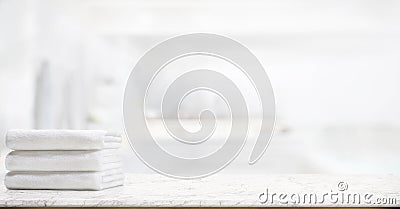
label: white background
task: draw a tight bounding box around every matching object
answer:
[0,0,399,174]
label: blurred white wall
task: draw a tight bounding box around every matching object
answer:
[1,0,399,174]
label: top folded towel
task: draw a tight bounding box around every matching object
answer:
[6,130,122,150]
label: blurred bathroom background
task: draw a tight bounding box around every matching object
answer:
[0,0,399,174]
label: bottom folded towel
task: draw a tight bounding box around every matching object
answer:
[5,169,124,190]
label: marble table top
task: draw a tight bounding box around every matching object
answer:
[0,173,399,207]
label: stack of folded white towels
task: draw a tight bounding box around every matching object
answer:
[4,130,124,190]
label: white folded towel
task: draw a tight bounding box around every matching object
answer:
[6,129,122,150]
[5,169,124,190]
[6,150,122,171]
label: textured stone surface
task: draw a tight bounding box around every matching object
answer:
[0,173,399,207]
